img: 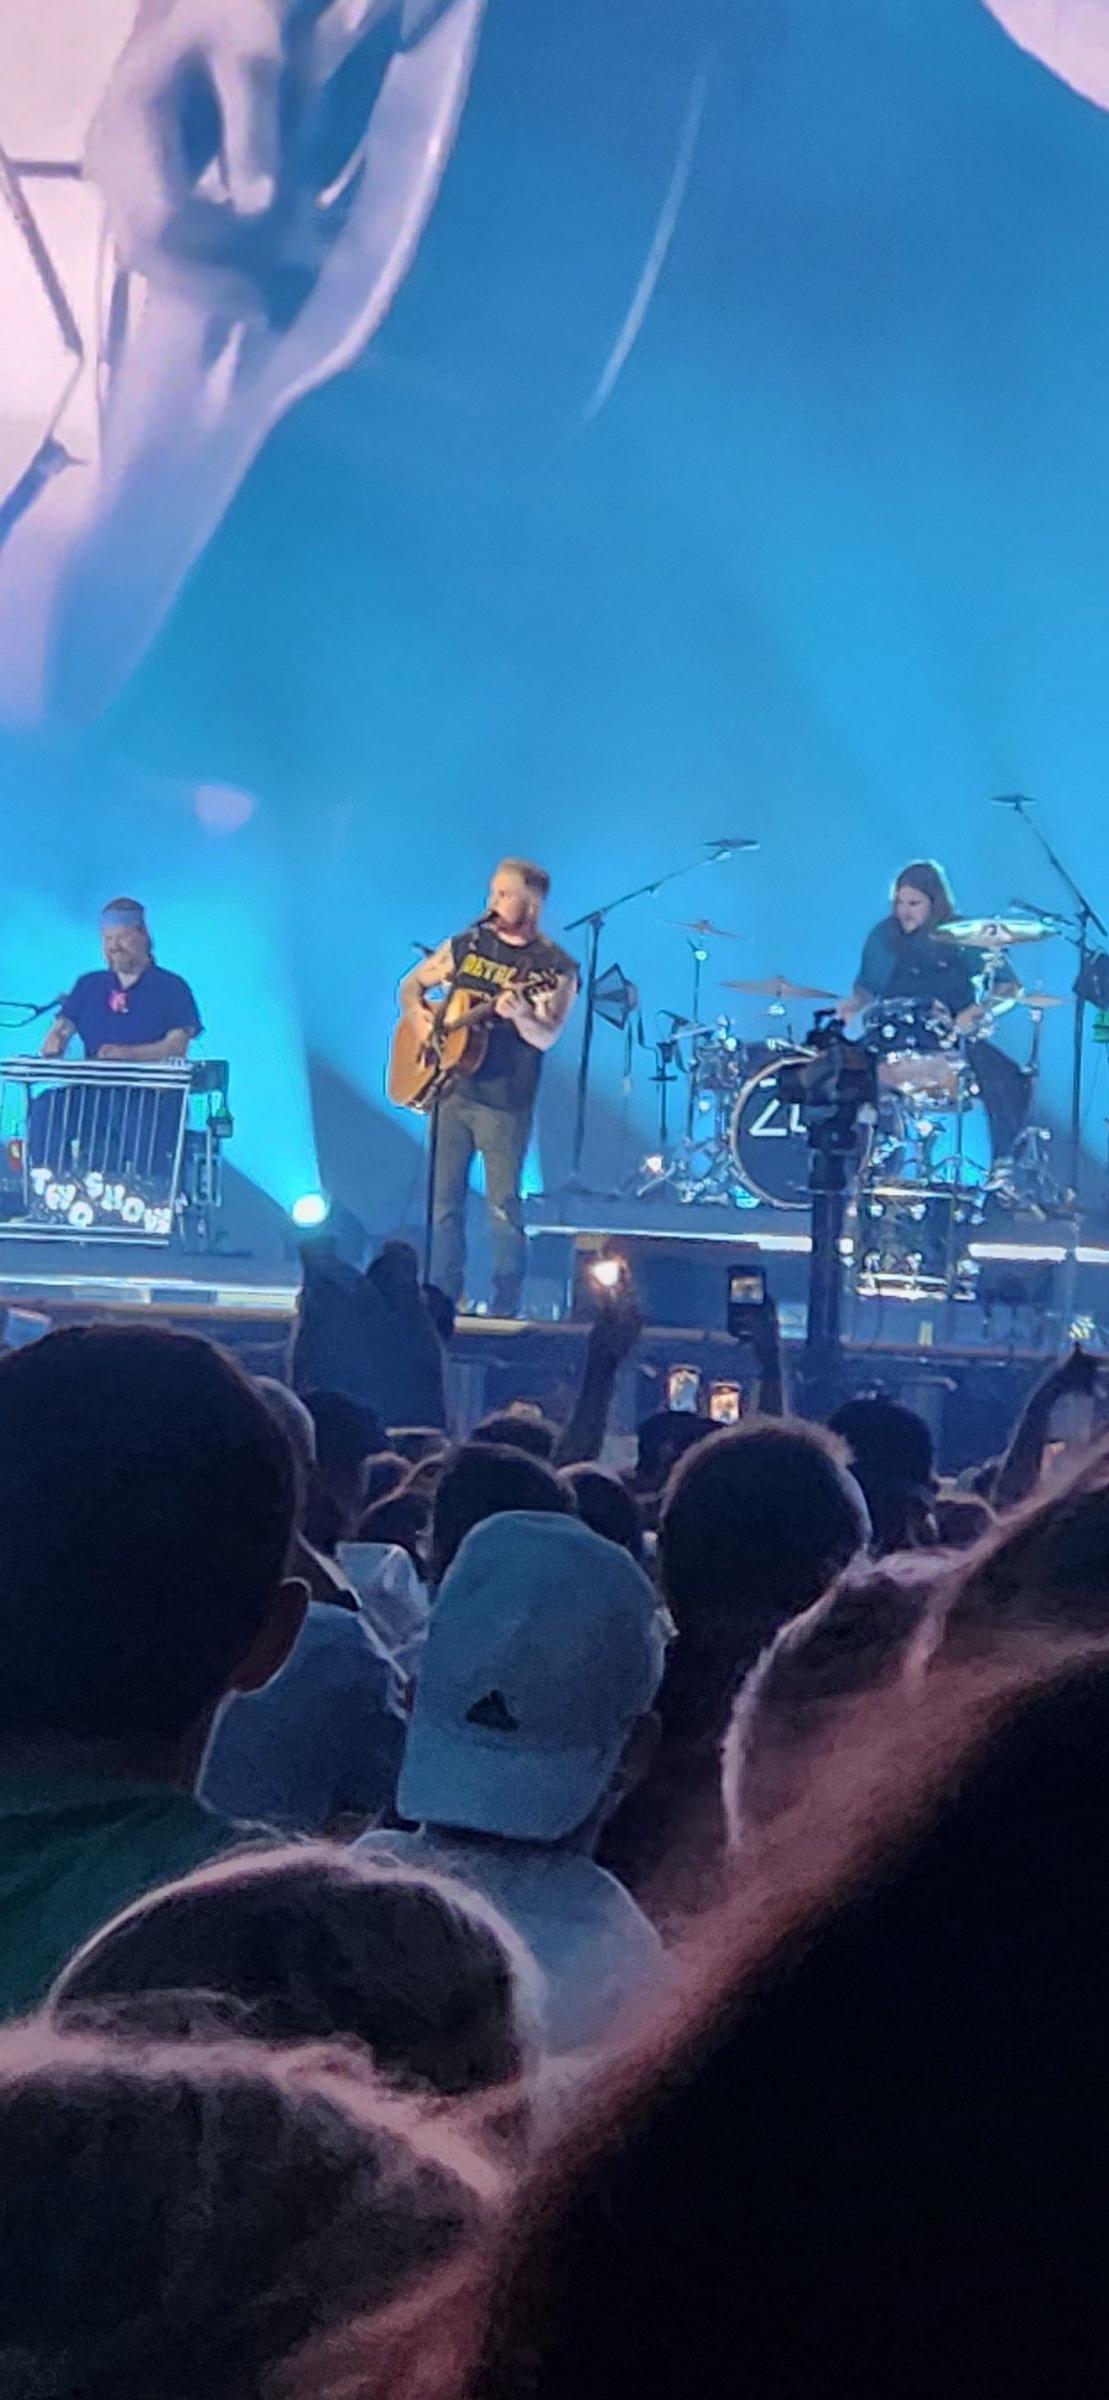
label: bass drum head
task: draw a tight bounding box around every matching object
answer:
[729,1049,814,1209]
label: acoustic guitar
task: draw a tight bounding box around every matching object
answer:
[387,968,560,1113]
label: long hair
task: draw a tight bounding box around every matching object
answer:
[887,858,956,929]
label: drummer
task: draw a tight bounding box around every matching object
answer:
[837,860,1029,1167]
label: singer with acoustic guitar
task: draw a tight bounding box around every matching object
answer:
[393,859,577,1315]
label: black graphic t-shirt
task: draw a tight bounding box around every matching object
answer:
[449,925,576,1113]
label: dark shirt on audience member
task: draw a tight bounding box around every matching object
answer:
[598,1733,729,1928]
[61,966,203,1058]
[0,1770,249,2018]
[200,1601,406,1836]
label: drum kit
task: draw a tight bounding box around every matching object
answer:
[633,911,1069,1299]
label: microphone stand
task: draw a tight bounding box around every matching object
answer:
[0,995,64,1031]
[1005,798,1107,1202]
[415,932,484,1288]
[562,842,754,1191]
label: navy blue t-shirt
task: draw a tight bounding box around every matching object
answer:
[61,965,203,1058]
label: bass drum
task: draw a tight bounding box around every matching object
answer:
[729,1048,815,1210]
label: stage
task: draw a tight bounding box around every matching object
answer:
[2,1183,1105,1471]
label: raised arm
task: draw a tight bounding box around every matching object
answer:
[750,1295,787,1418]
[398,940,454,1030]
[553,1286,642,1468]
[993,1345,1099,1509]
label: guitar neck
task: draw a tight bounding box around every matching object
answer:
[437,975,549,1030]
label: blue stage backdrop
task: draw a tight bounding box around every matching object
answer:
[4,0,1109,1250]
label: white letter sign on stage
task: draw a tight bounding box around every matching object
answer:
[0,0,485,725]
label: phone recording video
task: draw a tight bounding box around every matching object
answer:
[708,1380,742,1425]
[666,1364,701,1414]
[727,1263,767,1343]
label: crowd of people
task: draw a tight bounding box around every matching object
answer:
[0,1257,1106,2397]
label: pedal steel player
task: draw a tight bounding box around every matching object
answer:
[837,859,1029,1167]
[35,895,202,1182]
[399,859,577,1315]
[43,897,201,1060]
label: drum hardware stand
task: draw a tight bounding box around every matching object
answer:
[684,937,710,1141]
[780,1027,877,1417]
[980,999,1068,1217]
[629,1033,685,1196]
[1002,795,1107,1201]
[561,839,758,1191]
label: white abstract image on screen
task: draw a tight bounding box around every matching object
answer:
[0,0,484,725]
[982,0,1109,110]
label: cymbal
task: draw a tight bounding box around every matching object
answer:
[722,975,838,1001]
[945,915,1054,949]
[669,919,739,940]
[1013,989,1067,1009]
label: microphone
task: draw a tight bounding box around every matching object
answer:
[991,793,1036,809]
[705,837,759,854]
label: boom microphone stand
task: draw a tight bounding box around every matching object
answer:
[563,838,758,1190]
[0,994,65,1031]
[998,795,1108,1201]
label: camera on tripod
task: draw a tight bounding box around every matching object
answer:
[775,1017,877,1189]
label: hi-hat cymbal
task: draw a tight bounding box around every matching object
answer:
[722,975,838,1001]
[669,918,739,940]
[946,915,1054,948]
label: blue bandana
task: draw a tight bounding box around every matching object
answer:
[100,903,146,931]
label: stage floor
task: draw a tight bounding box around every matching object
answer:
[2,1191,1107,1335]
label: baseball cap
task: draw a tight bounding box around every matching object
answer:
[398,1512,665,1841]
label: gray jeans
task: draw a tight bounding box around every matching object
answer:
[429,1088,531,1312]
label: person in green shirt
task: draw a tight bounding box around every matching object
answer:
[0,1321,306,2016]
